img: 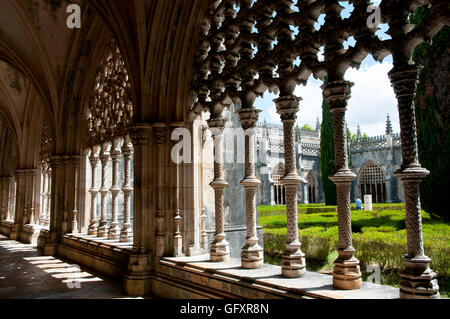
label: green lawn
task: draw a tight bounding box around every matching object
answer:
[258,205,450,298]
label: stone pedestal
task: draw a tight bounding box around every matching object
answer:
[123,254,152,297]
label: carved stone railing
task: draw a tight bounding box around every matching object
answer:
[351,133,401,152]
[87,136,134,242]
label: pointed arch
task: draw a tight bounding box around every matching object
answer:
[358,161,387,203]
[272,162,286,205]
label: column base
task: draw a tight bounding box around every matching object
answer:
[43,244,57,256]
[87,221,98,235]
[120,226,133,243]
[123,254,152,297]
[281,251,306,278]
[332,249,362,290]
[108,223,120,240]
[241,242,263,269]
[210,239,230,262]
[173,237,184,257]
[399,255,440,299]
[9,223,20,240]
[97,221,108,238]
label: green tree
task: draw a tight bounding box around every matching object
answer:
[301,124,314,131]
[320,82,337,205]
[412,8,450,221]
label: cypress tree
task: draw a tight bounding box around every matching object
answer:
[320,80,337,205]
[412,8,450,221]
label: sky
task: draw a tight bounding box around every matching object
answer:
[254,0,399,137]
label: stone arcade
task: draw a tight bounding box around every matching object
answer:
[0,0,447,299]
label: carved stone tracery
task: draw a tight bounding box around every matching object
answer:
[87,39,133,146]
[190,0,447,296]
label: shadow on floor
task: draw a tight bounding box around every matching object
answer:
[0,235,143,299]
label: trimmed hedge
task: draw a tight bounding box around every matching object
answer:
[258,203,405,217]
[260,210,450,279]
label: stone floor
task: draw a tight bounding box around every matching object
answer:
[0,235,140,299]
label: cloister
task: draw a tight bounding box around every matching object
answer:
[0,0,448,299]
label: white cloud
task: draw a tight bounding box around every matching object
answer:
[294,76,323,128]
[255,58,399,137]
[345,61,399,136]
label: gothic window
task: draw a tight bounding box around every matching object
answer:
[306,171,318,204]
[84,39,134,242]
[358,162,386,204]
[272,163,286,205]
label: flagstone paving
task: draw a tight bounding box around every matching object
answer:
[0,235,144,299]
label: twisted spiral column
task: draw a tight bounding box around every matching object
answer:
[275,95,306,278]
[208,116,230,262]
[238,108,263,269]
[88,146,100,235]
[97,142,110,237]
[120,135,133,242]
[389,65,439,299]
[108,138,122,240]
[323,80,362,290]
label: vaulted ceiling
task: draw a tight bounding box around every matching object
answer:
[0,0,207,171]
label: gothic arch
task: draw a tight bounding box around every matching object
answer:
[358,161,387,203]
[306,171,319,204]
[272,162,286,205]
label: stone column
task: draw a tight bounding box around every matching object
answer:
[124,125,152,297]
[44,168,51,226]
[44,157,64,255]
[207,116,230,262]
[0,178,8,221]
[275,95,306,278]
[97,142,110,237]
[120,135,133,242]
[10,170,27,240]
[7,177,14,222]
[70,156,80,234]
[40,165,49,225]
[389,65,439,299]
[237,108,263,269]
[200,208,208,252]
[323,80,362,290]
[108,138,122,240]
[88,146,100,235]
[128,125,151,254]
[153,123,167,257]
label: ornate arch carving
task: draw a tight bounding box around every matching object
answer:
[86,39,134,146]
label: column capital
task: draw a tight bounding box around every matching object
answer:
[321,80,354,111]
[152,122,167,144]
[237,107,261,129]
[394,166,429,182]
[207,116,226,131]
[129,124,152,146]
[274,95,301,121]
[329,170,357,184]
[121,135,134,155]
[388,65,419,100]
